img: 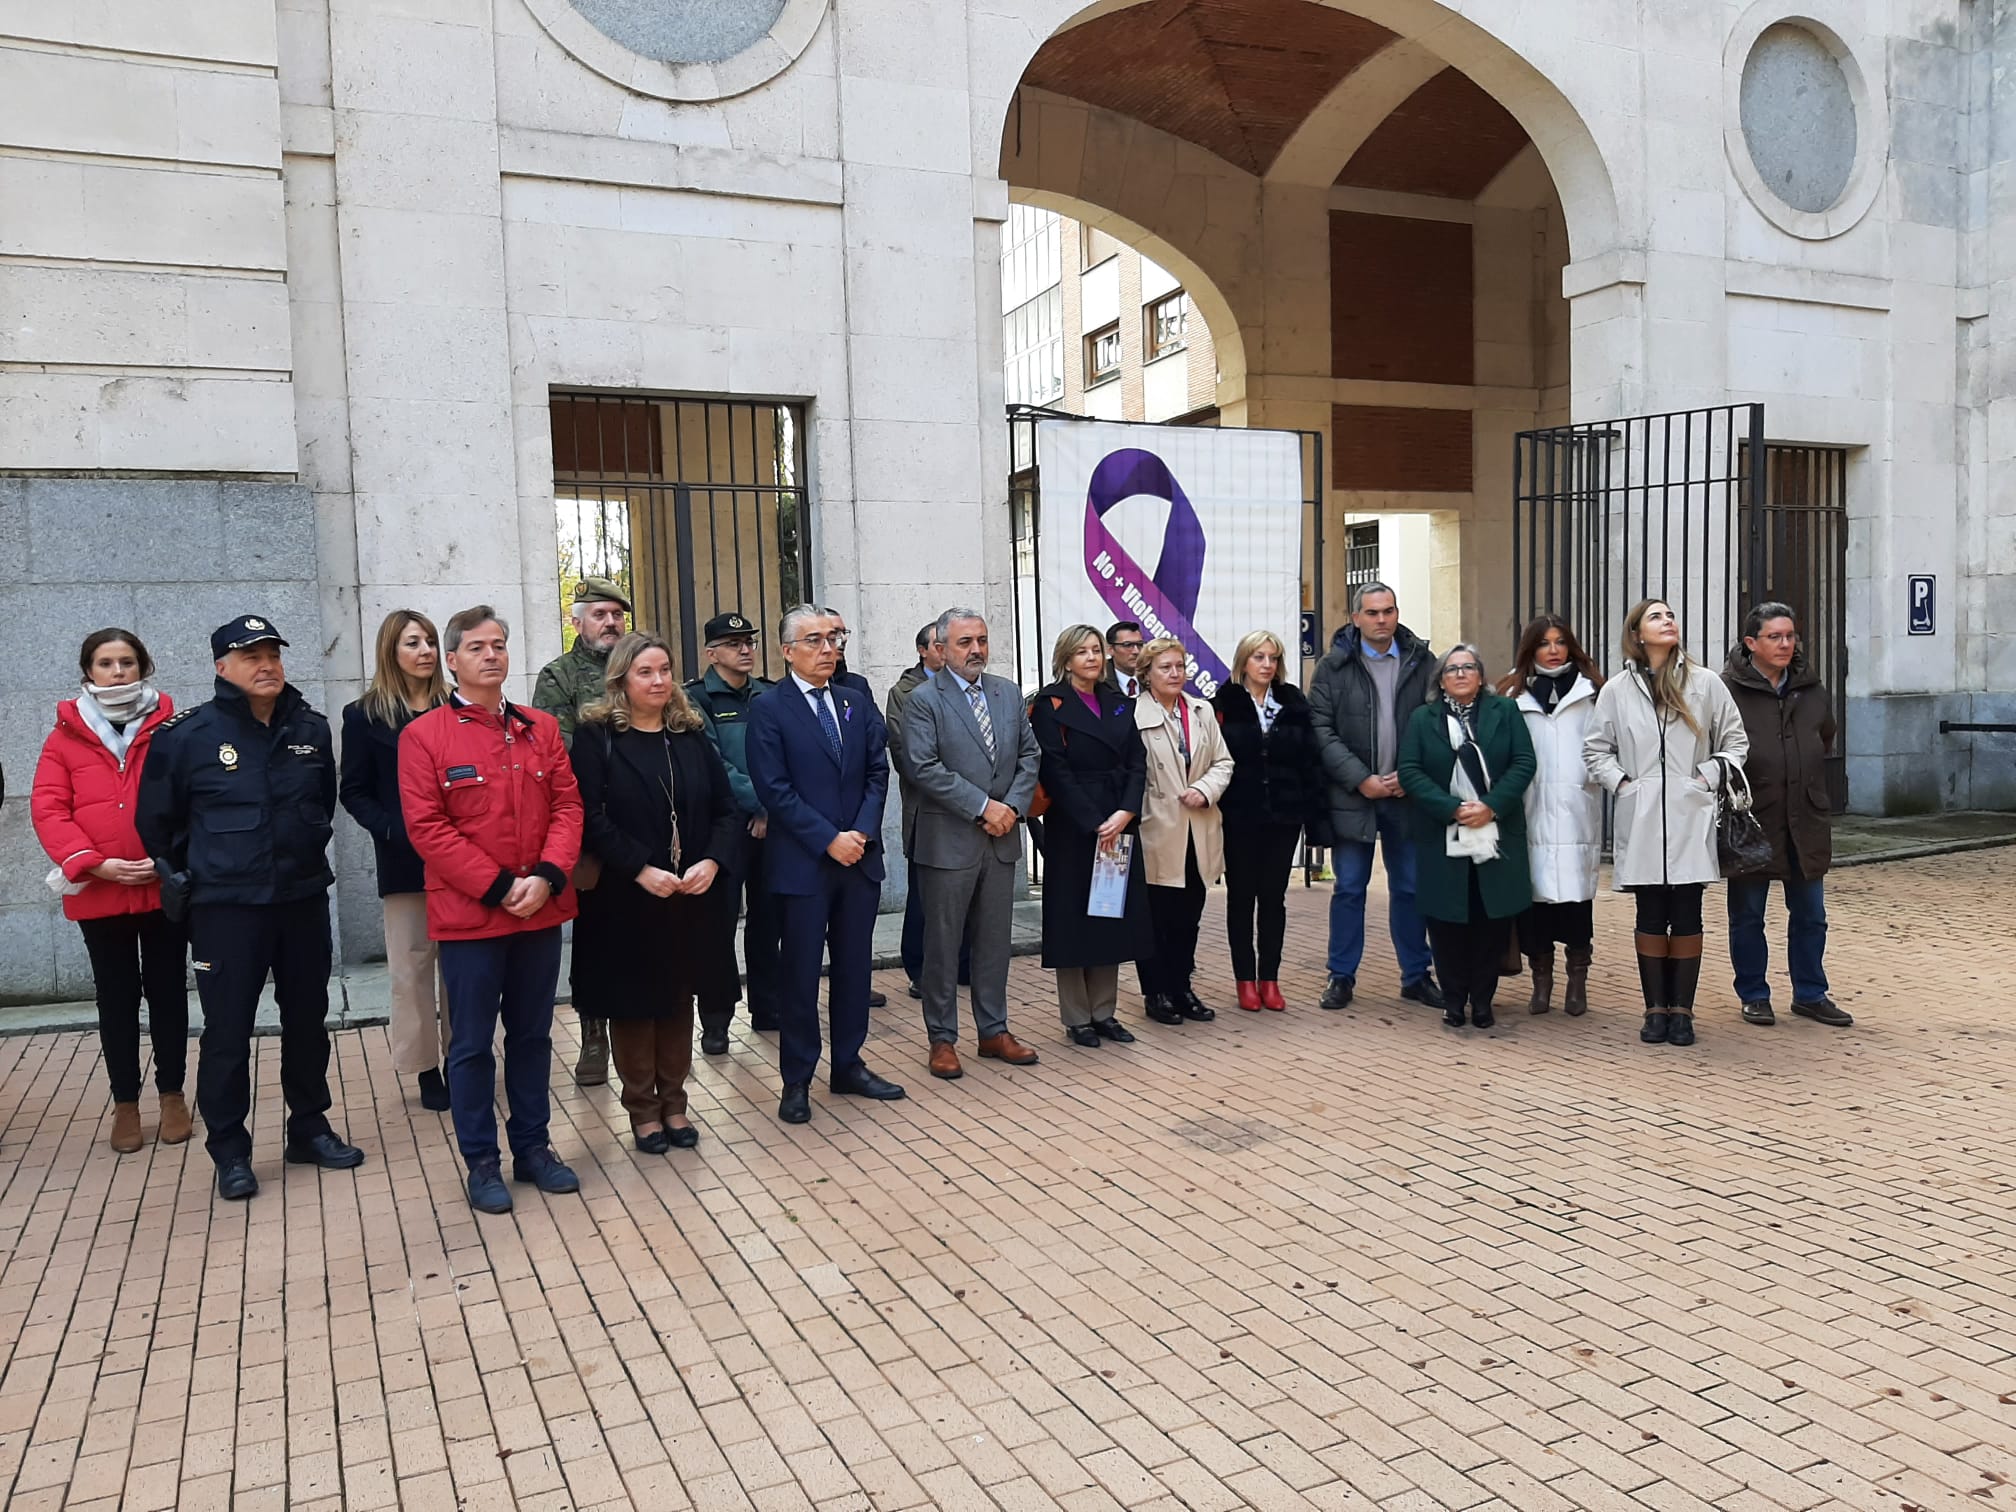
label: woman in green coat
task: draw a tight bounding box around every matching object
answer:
[1397,644,1538,1029]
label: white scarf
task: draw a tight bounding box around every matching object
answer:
[1444,704,1501,862]
[77,683,158,768]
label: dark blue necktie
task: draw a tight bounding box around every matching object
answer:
[812,686,842,758]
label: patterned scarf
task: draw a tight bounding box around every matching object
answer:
[1524,660,1580,713]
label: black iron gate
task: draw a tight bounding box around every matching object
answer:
[551,393,811,683]
[1745,443,1851,810]
[1512,403,1849,811]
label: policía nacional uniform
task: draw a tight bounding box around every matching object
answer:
[135,615,363,1195]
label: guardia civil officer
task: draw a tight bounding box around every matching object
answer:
[684,610,781,1054]
[136,615,365,1200]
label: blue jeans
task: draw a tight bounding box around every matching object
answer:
[1327,798,1432,983]
[440,928,563,1167]
[1726,875,1829,1004]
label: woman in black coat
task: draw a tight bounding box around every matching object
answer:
[339,610,449,1109]
[570,633,741,1153]
[1029,625,1153,1047]
[1213,631,1329,1011]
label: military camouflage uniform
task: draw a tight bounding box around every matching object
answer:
[531,641,611,746]
[536,576,629,1084]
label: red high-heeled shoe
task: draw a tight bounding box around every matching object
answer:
[1236,981,1262,1012]
[1259,981,1286,1011]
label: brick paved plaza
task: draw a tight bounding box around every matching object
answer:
[1,852,2012,1512]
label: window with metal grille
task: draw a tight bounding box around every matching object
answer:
[1086,322,1121,385]
[1144,292,1189,362]
[549,394,810,682]
[1345,521,1381,588]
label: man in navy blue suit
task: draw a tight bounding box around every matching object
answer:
[746,604,908,1123]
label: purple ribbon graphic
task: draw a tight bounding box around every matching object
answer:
[1082,448,1229,697]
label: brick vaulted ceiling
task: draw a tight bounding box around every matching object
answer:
[1335,66,1531,197]
[1020,0,1397,175]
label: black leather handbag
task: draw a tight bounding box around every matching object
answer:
[1714,756,1773,877]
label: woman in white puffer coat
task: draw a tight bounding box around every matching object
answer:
[1583,599,1748,1050]
[1498,616,1604,1017]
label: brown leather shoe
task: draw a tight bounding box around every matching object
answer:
[928,1042,963,1079]
[977,1032,1040,1066]
[158,1092,193,1145]
[110,1101,143,1154]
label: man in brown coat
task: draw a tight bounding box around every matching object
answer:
[1721,603,1851,1029]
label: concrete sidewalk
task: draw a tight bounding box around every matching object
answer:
[0,899,1046,1040]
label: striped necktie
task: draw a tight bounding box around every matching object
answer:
[966,682,996,758]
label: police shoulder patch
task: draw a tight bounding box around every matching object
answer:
[155,707,201,733]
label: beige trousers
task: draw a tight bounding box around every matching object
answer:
[383,893,445,1074]
[1055,965,1120,1028]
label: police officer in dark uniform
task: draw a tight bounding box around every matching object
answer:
[137,615,364,1200]
[685,611,782,1054]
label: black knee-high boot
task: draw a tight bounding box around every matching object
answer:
[1664,935,1703,1046]
[1635,933,1670,1044]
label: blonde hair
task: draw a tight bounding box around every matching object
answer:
[582,632,702,733]
[1140,636,1186,672]
[360,609,448,727]
[1050,623,1105,683]
[1231,630,1286,688]
[1621,599,1700,735]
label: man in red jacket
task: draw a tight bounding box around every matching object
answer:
[399,606,584,1214]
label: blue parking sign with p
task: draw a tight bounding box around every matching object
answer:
[1908,575,1935,636]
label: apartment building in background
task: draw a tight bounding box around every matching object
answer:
[1003,203,1436,645]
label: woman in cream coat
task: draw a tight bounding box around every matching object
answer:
[1134,637,1235,1026]
[1583,599,1748,1049]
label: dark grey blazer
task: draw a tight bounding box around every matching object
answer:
[901,668,1040,869]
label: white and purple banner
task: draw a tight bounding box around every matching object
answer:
[1036,421,1303,697]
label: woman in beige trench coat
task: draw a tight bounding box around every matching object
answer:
[1133,637,1235,1026]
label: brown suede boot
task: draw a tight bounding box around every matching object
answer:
[573,1016,610,1086]
[1562,946,1592,1017]
[110,1101,143,1154]
[1526,947,1556,1014]
[158,1092,193,1145]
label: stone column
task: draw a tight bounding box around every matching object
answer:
[326,1,523,670]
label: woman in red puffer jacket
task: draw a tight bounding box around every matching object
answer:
[31,628,191,1154]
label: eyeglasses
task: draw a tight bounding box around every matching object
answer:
[787,633,849,650]
[1111,640,1144,652]
[1444,663,1482,676]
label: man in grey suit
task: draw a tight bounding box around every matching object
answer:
[903,608,1043,1080]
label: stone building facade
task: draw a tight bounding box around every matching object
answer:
[0,0,2009,997]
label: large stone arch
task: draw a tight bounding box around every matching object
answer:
[1001,88,1263,416]
[1010,182,1256,419]
[984,0,1624,262]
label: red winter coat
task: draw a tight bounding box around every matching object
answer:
[398,696,583,941]
[31,696,177,921]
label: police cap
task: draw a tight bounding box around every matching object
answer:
[703,611,757,644]
[211,615,289,659]
[572,577,632,612]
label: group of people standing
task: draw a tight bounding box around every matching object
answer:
[26,573,1846,1210]
[1297,583,1847,1042]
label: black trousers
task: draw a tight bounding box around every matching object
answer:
[1633,884,1705,937]
[1140,841,1205,998]
[1223,819,1299,980]
[1517,899,1594,953]
[189,897,335,1164]
[699,836,782,1032]
[1425,869,1510,1015]
[76,910,189,1102]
